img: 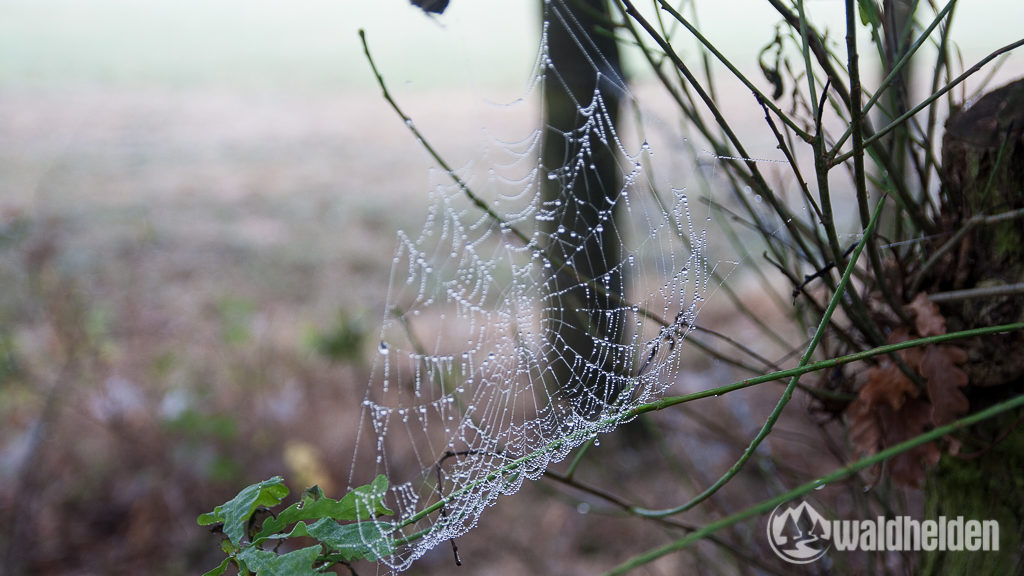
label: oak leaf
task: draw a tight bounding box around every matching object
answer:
[905,292,946,337]
[919,345,969,426]
[883,398,942,488]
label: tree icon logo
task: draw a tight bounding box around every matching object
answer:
[766,499,832,563]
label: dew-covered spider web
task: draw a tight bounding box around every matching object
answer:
[349,2,721,571]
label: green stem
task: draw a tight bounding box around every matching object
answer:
[652,0,813,142]
[631,321,1023,418]
[796,0,820,121]
[830,0,958,157]
[847,0,908,325]
[564,438,593,480]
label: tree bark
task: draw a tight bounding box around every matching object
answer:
[541,0,626,419]
[921,78,1024,575]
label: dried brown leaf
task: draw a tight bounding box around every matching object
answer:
[846,359,918,461]
[920,345,970,426]
[847,395,880,459]
[846,397,940,488]
[905,292,946,337]
[859,361,919,411]
[846,337,950,488]
[844,296,967,487]
[884,398,941,488]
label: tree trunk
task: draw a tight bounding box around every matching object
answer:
[921,78,1024,575]
[540,0,625,419]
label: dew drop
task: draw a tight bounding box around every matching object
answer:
[378,341,390,355]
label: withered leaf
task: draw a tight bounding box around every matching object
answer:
[857,360,919,411]
[846,359,918,460]
[846,397,940,488]
[906,292,946,337]
[920,345,969,426]
[884,398,941,488]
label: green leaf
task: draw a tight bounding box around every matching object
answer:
[256,474,392,539]
[303,484,324,501]
[237,544,322,576]
[198,476,290,545]
[201,557,232,576]
[343,474,392,518]
[857,0,881,28]
[305,518,395,562]
[261,518,394,563]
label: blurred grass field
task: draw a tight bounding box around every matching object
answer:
[1,1,1020,574]
[0,2,536,573]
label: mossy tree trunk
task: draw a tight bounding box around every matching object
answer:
[921,78,1024,575]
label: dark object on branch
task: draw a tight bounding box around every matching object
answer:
[411,0,449,14]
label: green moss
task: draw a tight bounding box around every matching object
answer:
[922,409,1024,574]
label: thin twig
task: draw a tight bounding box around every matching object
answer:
[833,37,1024,164]
[927,282,1024,303]
[910,207,1024,294]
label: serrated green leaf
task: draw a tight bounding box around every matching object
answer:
[237,544,321,576]
[256,474,392,539]
[201,557,232,576]
[198,476,289,545]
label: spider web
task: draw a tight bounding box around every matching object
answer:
[349,3,716,571]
